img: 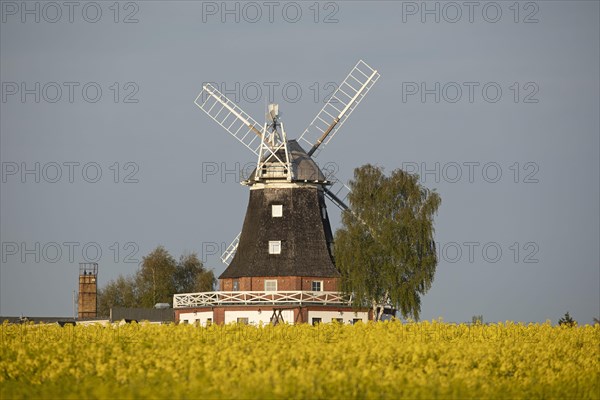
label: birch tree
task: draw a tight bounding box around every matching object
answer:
[335,164,441,321]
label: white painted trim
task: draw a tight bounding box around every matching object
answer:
[249,182,326,190]
[272,204,283,217]
[311,280,323,292]
[264,279,278,291]
[268,241,281,254]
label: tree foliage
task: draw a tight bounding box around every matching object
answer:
[136,246,178,308]
[97,246,216,316]
[97,275,137,317]
[175,252,216,293]
[558,311,577,327]
[335,164,441,321]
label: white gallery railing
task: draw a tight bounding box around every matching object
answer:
[173,291,353,308]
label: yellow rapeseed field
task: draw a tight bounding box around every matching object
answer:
[1,321,598,399]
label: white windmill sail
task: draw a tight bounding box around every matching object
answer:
[299,60,380,211]
[298,60,380,158]
[220,232,240,265]
[194,84,265,265]
[321,165,351,211]
[194,83,264,155]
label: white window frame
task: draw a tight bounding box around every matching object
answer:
[268,240,281,254]
[264,280,277,292]
[232,279,239,291]
[272,204,283,217]
[311,280,323,292]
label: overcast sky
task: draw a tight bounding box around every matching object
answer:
[1,1,598,324]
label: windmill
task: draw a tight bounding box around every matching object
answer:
[179,60,380,325]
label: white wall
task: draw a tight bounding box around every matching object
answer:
[177,309,368,325]
[224,309,294,325]
[308,310,369,324]
[179,311,213,326]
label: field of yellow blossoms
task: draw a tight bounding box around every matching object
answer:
[1,320,598,399]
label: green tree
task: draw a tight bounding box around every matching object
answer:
[175,252,216,293]
[98,246,217,312]
[558,311,577,327]
[97,275,137,317]
[136,246,177,307]
[335,164,441,321]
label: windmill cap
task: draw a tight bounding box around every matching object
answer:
[244,140,330,184]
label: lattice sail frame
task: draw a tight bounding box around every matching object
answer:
[298,60,380,158]
[221,232,241,265]
[194,83,264,155]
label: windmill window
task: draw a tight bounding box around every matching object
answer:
[264,280,277,292]
[233,280,239,291]
[268,240,281,254]
[312,318,322,325]
[272,204,283,217]
[311,281,323,292]
[237,317,249,325]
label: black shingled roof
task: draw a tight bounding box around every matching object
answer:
[220,185,339,279]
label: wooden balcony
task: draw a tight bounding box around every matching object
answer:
[173,291,353,308]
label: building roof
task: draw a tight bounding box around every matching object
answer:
[110,307,174,323]
[0,316,76,325]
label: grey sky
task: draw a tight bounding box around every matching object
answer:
[1,1,598,324]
